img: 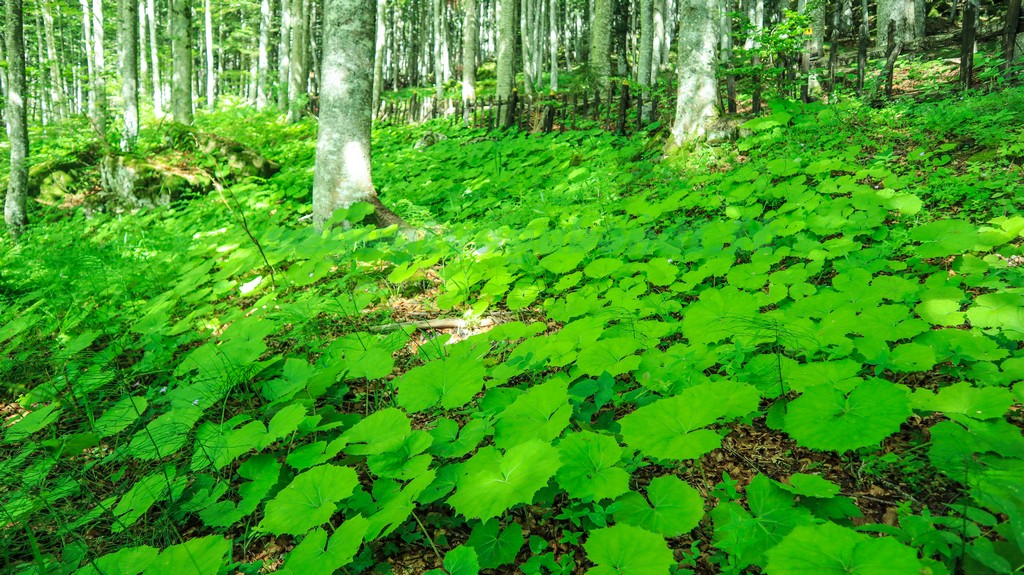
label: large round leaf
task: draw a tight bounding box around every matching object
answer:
[765,522,921,575]
[556,431,630,501]
[584,524,674,575]
[614,475,704,537]
[448,440,560,520]
[258,464,358,535]
[783,378,910,452]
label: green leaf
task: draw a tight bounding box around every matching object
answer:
[199,454,281,527]
[967,293,1024,336]
[541,246,587,274]
[909,219,978,258]
[441,545,480,575]
[614,475,704,537]
[126,406,203,460]
[584,524,674,575]
[765,522,922,575]
[75,546,158,575]
[258,464,358,535]
[781,474,840,498]
[5,404,62,442]
[911,382,1013,420]
[278,517,370,574]
[341,407,412,455]
[259,403,308,449]
[448,440,560,520]
[143,536,231,575]
[395,357,487,413]
[494,378,571,449]
[556,431,630,501]
[576,338,643,377]
[94,397,148,438]
[620,380,760,461]
[507,279,544,310]
[783,378,910,452]
[584,258,624,278]
[467,519,524,569]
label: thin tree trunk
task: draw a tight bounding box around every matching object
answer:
[496,0,516,109]
[120,0,139,151]
[960,0,977,89]
[522,0,534,95]
[171,0,194,124]
[92,0,108,135]
[1006,0,1022,69]
[463,0,479,103]
[373,0,388,113]
[434,0,444,99]
[40,0,65,121]
[638,0,653,120]
[549,0,558,91]
[257,0,272,109]
[5,0,29,237]
[80,0,97,126]
[286,0,307,121]
[146,0,163,116]
[204,0,215,110]
[277,0,292,111]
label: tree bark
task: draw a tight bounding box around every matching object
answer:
[877,0,917,48]
[1004,0,1022,68]
[496,0,516,121]
[146,0,163,116]
[92,0,108,135]
[257,0,272,109]
[313,0,405,232]
[549,0,559,91]
[638,0,653,120]
[120,0,139,151]
[5,0,29,237]
[171,0,194,124]
[277,0,291,111]
[286,0,308,122]
[672,0,718,146]
[434,0,445,99]
[463,0,479,102]
[204,0,216,110]
[591,0,612,91]
[652,0,665,76]
[373,0,388,113]
[80,0,97,126]
[40,0,65,121]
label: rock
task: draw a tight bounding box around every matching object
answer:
[414,131,448,149]
[38,171,76,205]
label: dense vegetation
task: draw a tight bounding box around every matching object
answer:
[2,80,1024,574]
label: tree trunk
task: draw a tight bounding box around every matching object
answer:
[204,0,215,109]
[652,0,665,77]
[80,0,97,127]
[672,0,718,146]
[92,0,108,135]
[286,0,308,121]
[277,0,291,111]
[877,0,917,48]
[548,0,558,91]
[313,0,405,232]
[591,0,612,91]
[638,0,653,120]
[40,0,65,121]
[1004,0,1022,68]
[463,0,479,102]
[171,0,194,124]
[434,0,445,99]
[521,0,535,95]
[257,0,272,109]
[373,0,388,113]
[120,0,139,151]
[5,0,29,237]
[496,0,516,117]
[146,0,163,116]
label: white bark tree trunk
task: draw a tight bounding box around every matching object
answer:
[672,0,718,145]
[40,0,65,121]
[120,0,139,151]
[496,0,516,100]
[204,0,215,109]
[434,0,444,99]
[549,0,558,91]
[463,0,479,102]
[171,0,194,124]
[373,0,388,113]
[80,0,97,126]
[286,0,307,122]
[277,0,291,111]
[313,0,403,232]
[146,0,163,116]
[5,0,29,236]
[877,0,917,47]
[590,0,612,91]
[257,0,272,109]
[92,0,108,135]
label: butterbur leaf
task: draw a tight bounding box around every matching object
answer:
[620,380,760,461]
[143,536,231,575]
[259,403,307,449]
[576,338,643,377]
[909,219,978,258]
[782,473,840,498]
[448,440,560,520]
[712,475,814,569]
[541,246,586,274]
[467,519,524,569]
[258,464,358,535]
[765,522,921,575]
[783,378,910,453]
[556,431,630,501]
[75,546,158,575]
[911,382,1013,420]
[614,475,704,537]
[395,357,486,413]
[278,517,370,574]
[584,524,674,575]
[584,258,623,278]
[94,397,148,438]
[494,379,571,449]
[441,546,480,575]
[127,406,203,460]
[342,408,412,455]
[5,404,62,442]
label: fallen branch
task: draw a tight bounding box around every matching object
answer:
[371,317,497,333]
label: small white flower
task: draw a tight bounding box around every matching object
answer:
[159,386,167,394]
[192,399,200,406]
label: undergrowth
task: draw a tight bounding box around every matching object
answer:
[1,85,1023,575]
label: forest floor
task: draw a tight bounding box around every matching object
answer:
[1,65,1024,575]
